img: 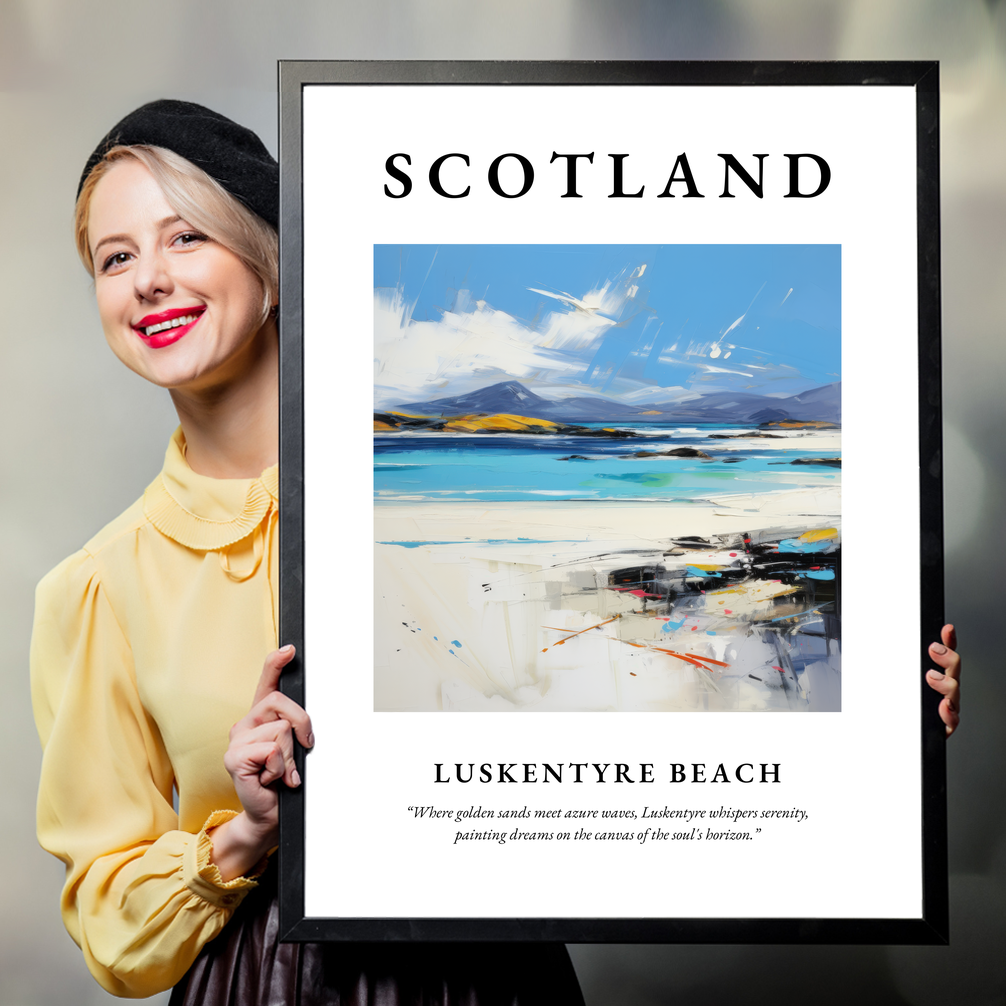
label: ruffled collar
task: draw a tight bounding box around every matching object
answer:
[143,428,278,551]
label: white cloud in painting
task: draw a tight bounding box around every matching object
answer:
[374,282,629,407]
[526,279,624,320]
[657,338,750,376]
[373,262,828,406]
[655,331,810,391]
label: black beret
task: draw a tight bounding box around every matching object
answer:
[77,99,278,228]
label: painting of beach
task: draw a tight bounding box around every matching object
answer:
[374,245,841,712]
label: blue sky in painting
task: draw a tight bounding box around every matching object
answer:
[374,244,840,408]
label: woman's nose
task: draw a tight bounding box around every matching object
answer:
[133,249,173,302]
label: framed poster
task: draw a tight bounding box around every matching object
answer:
[277,61,946,943]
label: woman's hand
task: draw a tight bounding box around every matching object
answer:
[926,624,961,738]
[209,645,314,881]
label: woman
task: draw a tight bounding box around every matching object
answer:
[32,99,962,1002]
[31,99,585,1003]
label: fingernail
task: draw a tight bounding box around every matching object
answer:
[280,644,295,654]
[306,732,315,748]
[931,643,947,654]
[292,768,301,787]
[927,669,944,680]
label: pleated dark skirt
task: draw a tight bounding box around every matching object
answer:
[169,869,585,1006]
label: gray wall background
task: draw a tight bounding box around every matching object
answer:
[2,2,1003,1003]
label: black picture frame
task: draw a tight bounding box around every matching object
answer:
[277,60,945,944]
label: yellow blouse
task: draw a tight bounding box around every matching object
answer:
[31,428,279,998]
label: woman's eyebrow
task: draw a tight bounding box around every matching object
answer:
[92,216,185,257]
[92,232,133,256]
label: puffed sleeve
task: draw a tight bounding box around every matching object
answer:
[31,549,262,998]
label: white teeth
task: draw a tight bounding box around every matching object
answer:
[142,313,199,337]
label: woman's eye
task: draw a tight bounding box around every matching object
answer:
[101,251,131,273]
[173,231,208,248]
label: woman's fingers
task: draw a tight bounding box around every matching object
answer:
[254,691,314,749]
[941,623,958,653]
[259,742,289,787]
[925,679,960,736]
[927,623,961,737]
[929,635,960,676]
[926,667,959,704]
[219,646,309,845]
[230,719,301,788]
[252,644,296,707]
[240,644,314,749]
[223,645,311,813]
[224,738,287,788]
[941,699,960,737]
[928,635,961,685]
[232,689,314,750]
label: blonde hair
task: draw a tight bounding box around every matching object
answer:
[75,145,278,323]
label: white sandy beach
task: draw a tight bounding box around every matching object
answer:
[374,487,841,713]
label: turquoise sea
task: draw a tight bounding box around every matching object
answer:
[374,423,840,503]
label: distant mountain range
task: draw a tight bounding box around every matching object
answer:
[394,380,841,424]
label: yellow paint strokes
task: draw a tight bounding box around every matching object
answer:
[374,420,396,431]
[798,527,838,542]
[442,413,563,433]
[750,604,822,624]
[702,578,799,617]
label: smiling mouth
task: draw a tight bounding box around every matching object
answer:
[135,307,206,338]
[131,307,207,349]
[143,313,198,337]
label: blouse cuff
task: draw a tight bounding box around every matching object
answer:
[183,810,269,909]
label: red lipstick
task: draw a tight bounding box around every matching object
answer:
[132,306,205,349]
